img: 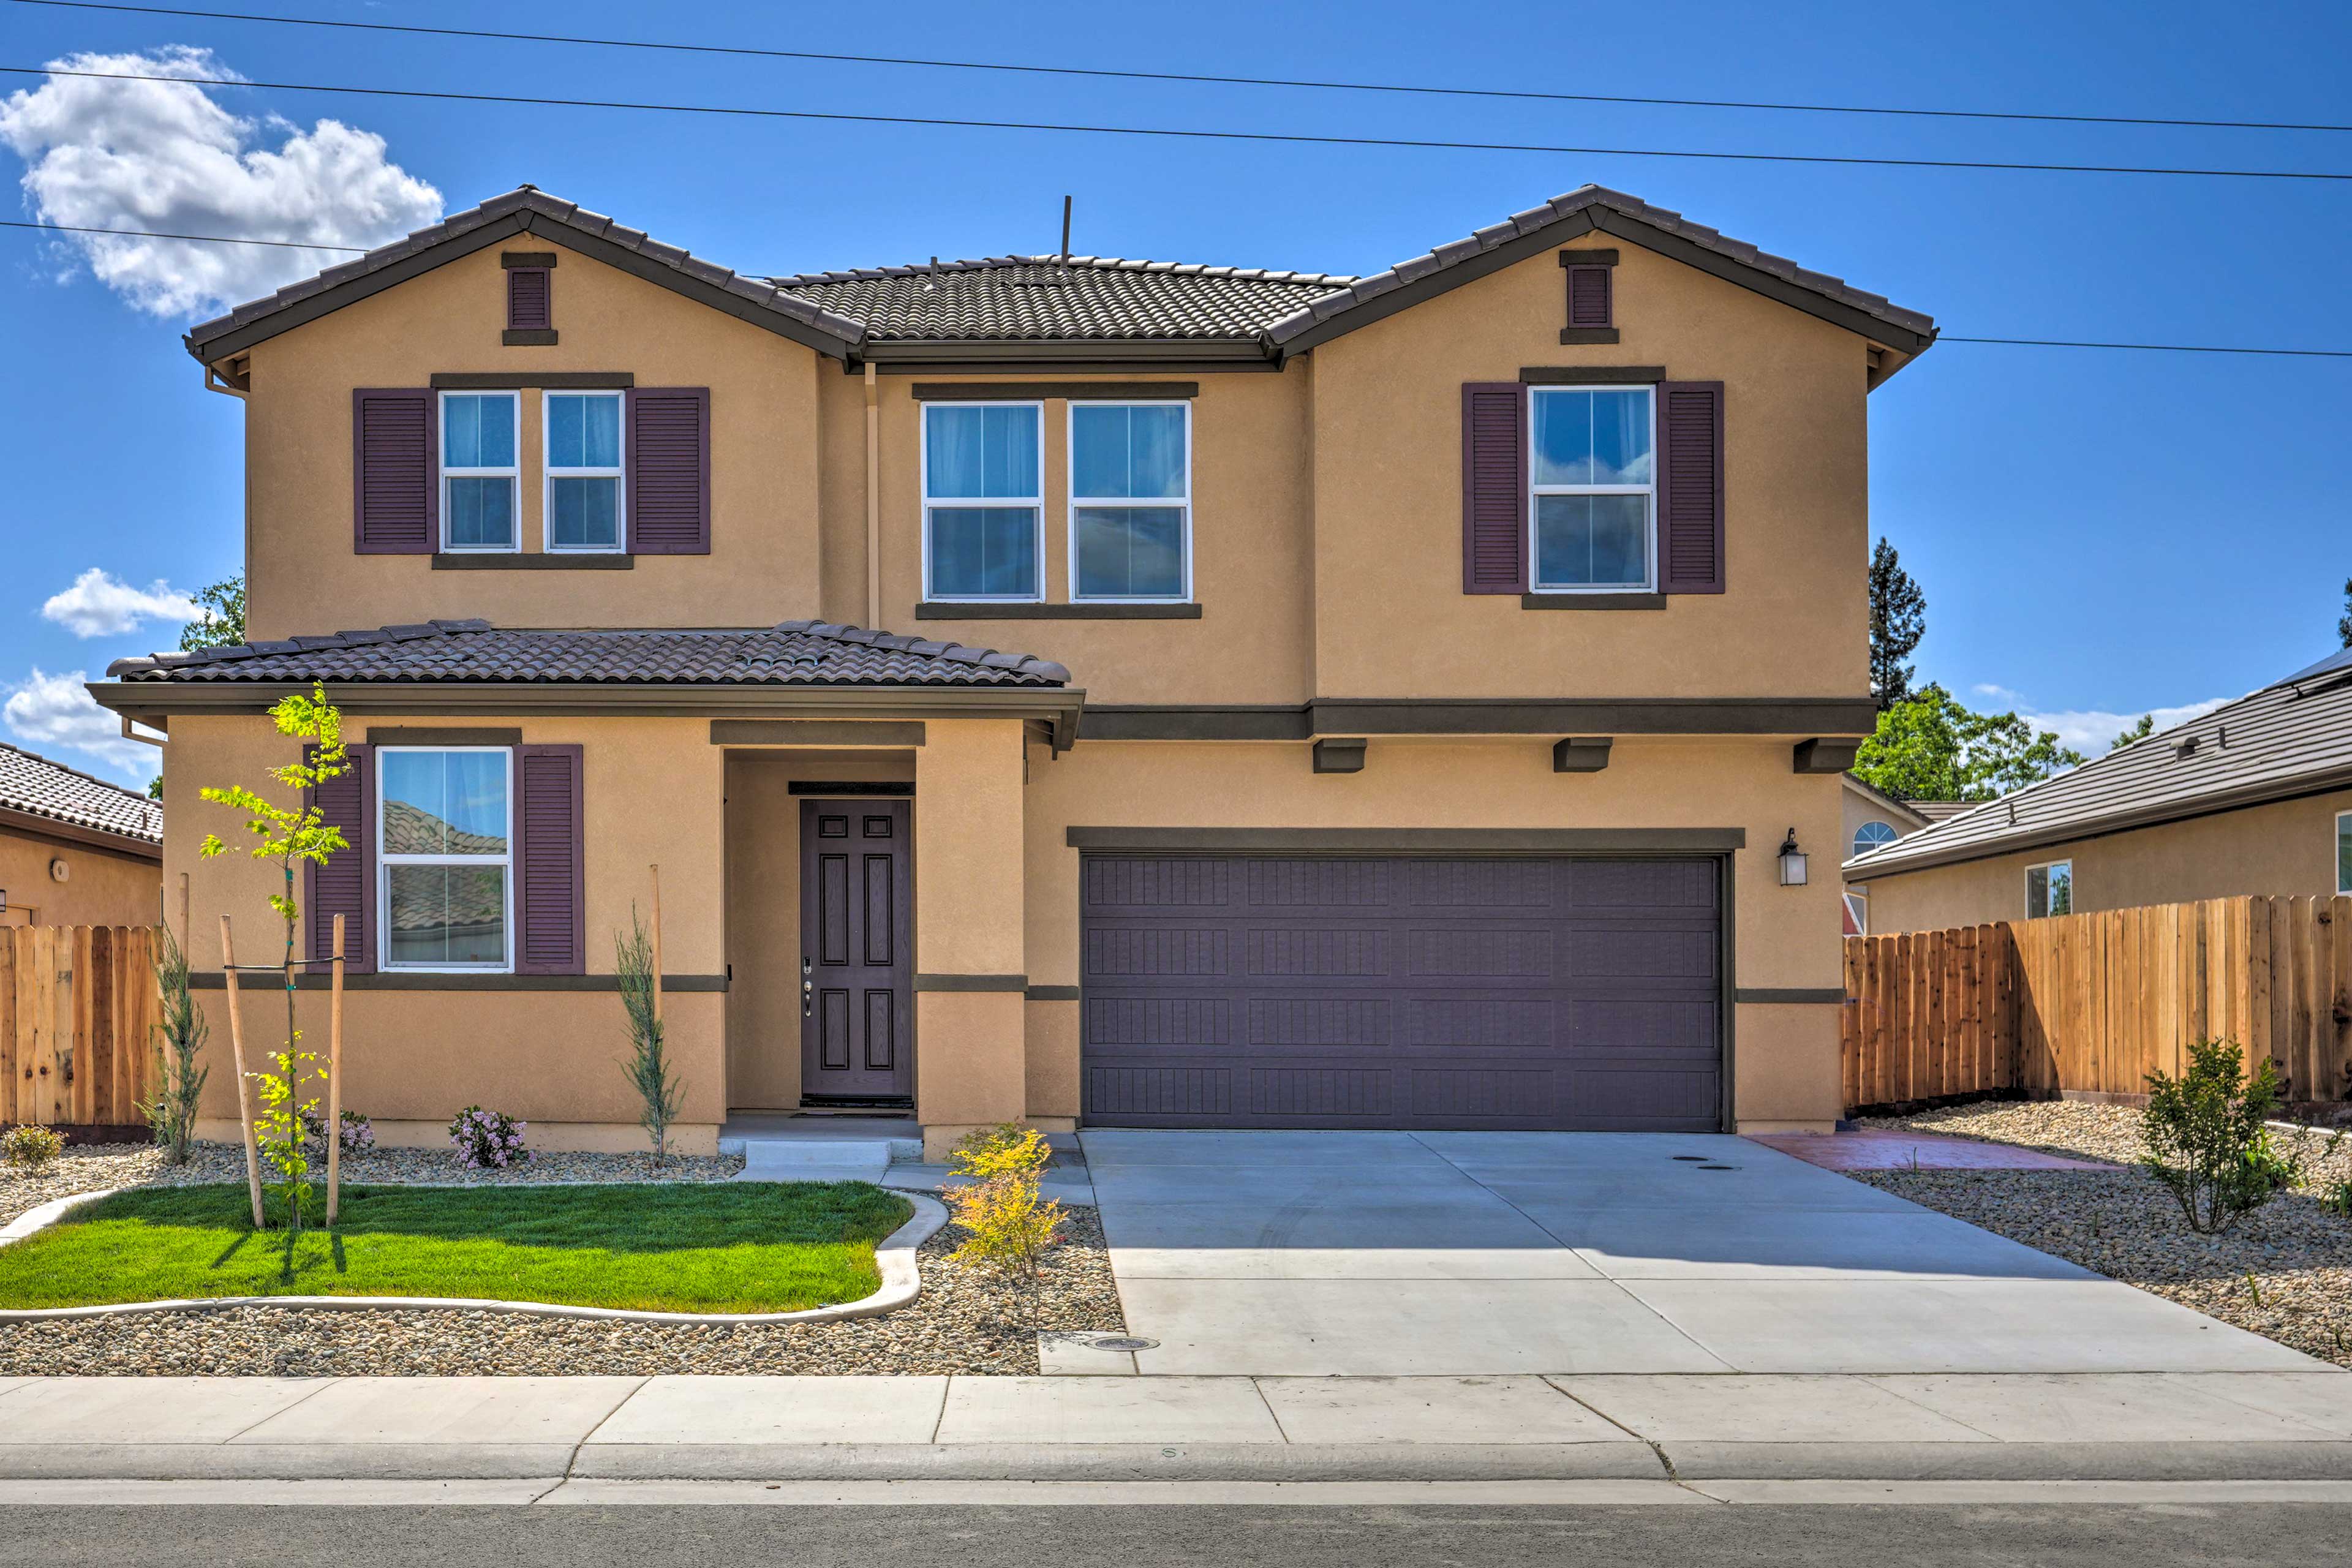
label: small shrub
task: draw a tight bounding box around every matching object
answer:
[616,907,682,1165]
[138,922,209,1164]
[949,1123,1055,1182]
[1,1125,66,1177]
[301,1109,375,1158]
[2321,1180,2352,1220]
[448,1106,531,1170]
[941,1123,1065,1308]
[2141,1038,2304,1234]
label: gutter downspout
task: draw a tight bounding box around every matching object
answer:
[864,361,881,629]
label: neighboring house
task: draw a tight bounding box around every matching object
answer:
[1838,773,1932,935]
[92,183,1936,1155]
[0,744,162,927]
[1845,653,2349,932]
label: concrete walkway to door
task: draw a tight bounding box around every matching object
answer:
[1078,1130,2323,1378]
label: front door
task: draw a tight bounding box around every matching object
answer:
[799,799,914,1102]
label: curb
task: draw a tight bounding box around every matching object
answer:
[0,1189,946,1327]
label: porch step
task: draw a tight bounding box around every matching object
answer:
[723,1134,913,1185]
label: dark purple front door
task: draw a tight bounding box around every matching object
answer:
[799,799,914,1102]
[1079,855,1722,1131]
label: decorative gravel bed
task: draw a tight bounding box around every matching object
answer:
[0,1140,1124,1376]
[1855,1101,2352,1370]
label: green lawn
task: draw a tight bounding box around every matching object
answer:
[0,1182,913,1314]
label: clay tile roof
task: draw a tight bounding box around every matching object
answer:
[0,742,162,846]
[105,619,1072,689]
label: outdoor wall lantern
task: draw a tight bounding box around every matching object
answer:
[1777,829,1809,887]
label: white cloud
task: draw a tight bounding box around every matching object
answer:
[4,668,151,781]
[0,47,440,317]
[40,567,199,637]
[2016,698,2234,756]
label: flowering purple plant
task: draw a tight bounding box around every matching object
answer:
[448,1105,532,1170]
[301,1109,375,1158]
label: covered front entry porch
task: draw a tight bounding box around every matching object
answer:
[721,718,1040,1159]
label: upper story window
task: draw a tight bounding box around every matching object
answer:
[2336,812,2351,895]
[440,392,518,552]
[923,402,1041,601]
[2025,859,2073,919]
[379,747,512,971]
[545,391,624,552]
[1070,402,1191,602]
[1852,819,1899,858]
[1529,385,1654,592]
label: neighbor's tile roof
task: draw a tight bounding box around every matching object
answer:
[0,742,162,846]
[107,619,1071,688]
[769,257,1356,341]
[1842,663,2350,878]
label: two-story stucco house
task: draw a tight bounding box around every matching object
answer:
[91,184,1936,1156]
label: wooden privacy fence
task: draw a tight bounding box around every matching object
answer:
[0,925,162,1128]
[1844,896,2352,1113]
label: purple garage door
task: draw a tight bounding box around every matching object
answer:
[1079,856,1722,1131]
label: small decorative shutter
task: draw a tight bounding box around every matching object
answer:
[627,387,710,555]
[1566,266,1613,329]
[1461,382,1528,594]
[515,744,585,976]
[304,742,375,974]
[351,390,437,554]
[1657,380,1725,594]
[506,268,552,331]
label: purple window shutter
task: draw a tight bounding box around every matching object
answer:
[1461,382,1529,594]
[351,389,437,554]
[515,744,585,976]
[1567,266,1613,328]
[1658,381,1726,594]
[506,268,552,331]
[303,742,375,974]
[626,387,710,555]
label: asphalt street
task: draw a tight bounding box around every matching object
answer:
[2,1503,2350,1566]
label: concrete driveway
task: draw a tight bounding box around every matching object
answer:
[1077,1130,2323,1378]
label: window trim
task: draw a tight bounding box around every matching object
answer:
[1525,383,1657,595]
[1851,819,1900,859]
[1842,889,1868,937]
[2024,858,2074,920]
[2336,812,2352,895]
[920,398,1045,603]
[376,745,514,974]
[1066,398,1193,605]
[540,389,627,554]
[438,390,520,554]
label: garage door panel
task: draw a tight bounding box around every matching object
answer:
[1080,854,1722,1131]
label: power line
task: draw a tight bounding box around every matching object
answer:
[5,219,2346,360]
[0,217,364,251]
[13,0,2351,136]
[9,64,2352,184]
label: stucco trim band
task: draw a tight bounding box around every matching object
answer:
[1521,366,1666,385]
[1520,594,1665,611]
[710,720,926,747]
[1733,988,1848,1005]
[916,603,1203,620]
[913,973,1028,992]
[1076,698,1877,741]
[431,554,634,571]
[1025,985,1082,1001]
[188,971,728,992]
[431,372,634,390]
[0,1189,949,1327]
[912,382,1200,401]
[367,727,524,746]
[1065,827,1747,853]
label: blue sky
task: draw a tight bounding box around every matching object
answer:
[2,0,2347,783]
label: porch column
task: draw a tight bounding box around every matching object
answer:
[913,717,1028,1159]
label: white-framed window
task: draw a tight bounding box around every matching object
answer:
[1852,819,1900,859]
[922,401,1042,600]
[2337,812,2352,895]
[439,391,518,552]
[2025,859,2073,919]
[543,390,625,552]
[1069,401,1190,601]
[378,747,513,972]
[1528,384,1655,592]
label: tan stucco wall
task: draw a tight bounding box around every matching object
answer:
[1840,782,1922,875]
[0,828,159,927]
[239,240,829,638]
[1308,240,1871,700]
[1860,788,2352,935]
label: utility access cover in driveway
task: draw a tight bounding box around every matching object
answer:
[1079,855,1721,1131]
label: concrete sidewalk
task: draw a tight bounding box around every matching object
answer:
[2,1371,2349,1483]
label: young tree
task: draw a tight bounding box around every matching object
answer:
[616,907,683,1166]
[179,575,246,652]
[1850,685,2087,802]
[1868,538,1926,710]
[2109,713,2157,752]
[198,684,347,1238]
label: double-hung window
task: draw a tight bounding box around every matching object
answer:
[440,392,518,551]
[2025,859,2073,919]
[1070,401,1190,601]
[545,391,625,552]
[1529,385,1654,592]
[379,748,512,971]
[923,402,1041,600]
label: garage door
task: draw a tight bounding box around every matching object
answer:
[1079,856,1722,1131]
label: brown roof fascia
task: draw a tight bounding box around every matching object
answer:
[1268,206,1936,376]
[0,805,164,863]
[185,210,861,369]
